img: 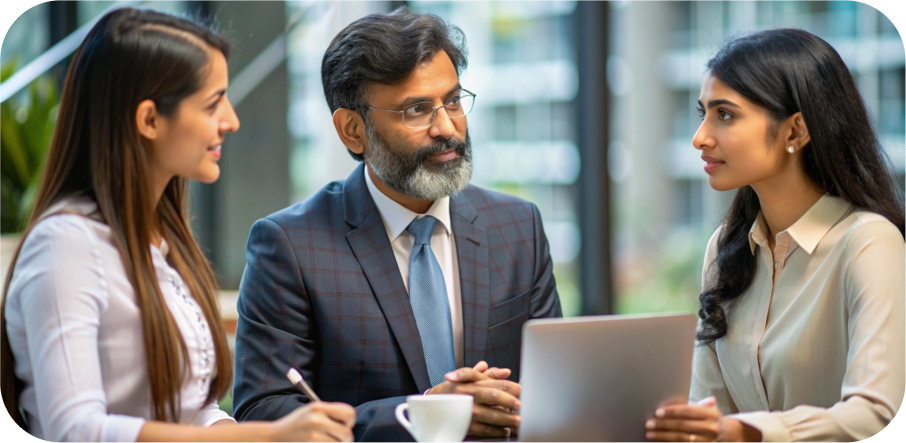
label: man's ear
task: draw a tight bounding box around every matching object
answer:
[136,99,161,140]
[785,112,811,150]
[332,108,367,157]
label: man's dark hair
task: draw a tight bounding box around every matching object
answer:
[321,7,469,161]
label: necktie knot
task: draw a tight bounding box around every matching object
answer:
[407,216,437,246]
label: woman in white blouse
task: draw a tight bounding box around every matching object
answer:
[0,8,355,442]
[645,29,904,442]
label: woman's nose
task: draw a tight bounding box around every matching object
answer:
[692,122,713,151]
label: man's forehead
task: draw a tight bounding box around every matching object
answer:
[367,51,459,103]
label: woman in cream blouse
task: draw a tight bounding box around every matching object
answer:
[1,8,355,442]
[645,29,904,442]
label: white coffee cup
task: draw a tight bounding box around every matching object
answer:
[395,394,473,442]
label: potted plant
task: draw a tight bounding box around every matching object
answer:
[1,58,60,283]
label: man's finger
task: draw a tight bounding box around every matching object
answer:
[473,361,489,372]
[472,404,521,428]
[462,385,521,410]
[473,379,522,398]
[468,421,510,438]
[446,367,489,383]
[484,367,512,380]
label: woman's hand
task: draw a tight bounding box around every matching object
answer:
[645,397,761,442]
[269,402,356,442]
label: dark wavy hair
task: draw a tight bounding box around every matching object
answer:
[697,28,905,344]
[320,6,468,160]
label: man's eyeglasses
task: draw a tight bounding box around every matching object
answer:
[368,89,476,129]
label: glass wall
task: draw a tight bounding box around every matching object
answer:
[285,1,585,316]
[608,1,905,315]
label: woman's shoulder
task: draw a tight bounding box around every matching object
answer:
[704,225,725,258]
[16,202,113,272]
[22,213,98,253]
[838,208,904,249]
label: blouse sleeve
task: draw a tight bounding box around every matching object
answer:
[729,217,905,441]
[9,215,146,441]
[190,401,234,427]
[689,226,738,415]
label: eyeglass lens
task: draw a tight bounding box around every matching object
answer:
[402,93,475,128]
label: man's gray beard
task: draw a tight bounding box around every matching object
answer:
[363,119,473,201]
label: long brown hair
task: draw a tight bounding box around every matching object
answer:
[1,8,233,426]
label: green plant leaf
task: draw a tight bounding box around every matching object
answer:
[1,58,60,233]
[1,105,30,186]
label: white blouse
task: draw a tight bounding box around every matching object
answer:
[4,198,233,442]
[690,195,904,441]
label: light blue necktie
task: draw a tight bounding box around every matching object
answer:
[407,216,456,387]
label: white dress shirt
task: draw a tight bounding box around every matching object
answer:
[364,165,464,369]
[690,195,904,441]
[4,197,233,442]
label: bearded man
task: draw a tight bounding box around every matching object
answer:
[231,9,562,442]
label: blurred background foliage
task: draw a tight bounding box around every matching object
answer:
[1,58,59,233]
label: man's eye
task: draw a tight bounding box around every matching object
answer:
[405,104,429,115]
[445,96,462,109]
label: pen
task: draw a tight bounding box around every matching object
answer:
[286,367,321,402]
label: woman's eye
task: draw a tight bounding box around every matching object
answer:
[696,107,706,120]
[718,110,731,121]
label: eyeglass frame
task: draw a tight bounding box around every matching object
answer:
[366,89,476,129]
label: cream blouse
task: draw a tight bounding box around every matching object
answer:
[4,198,232,441]
[690,194,905,441]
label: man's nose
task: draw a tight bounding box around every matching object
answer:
[428,106,456,140]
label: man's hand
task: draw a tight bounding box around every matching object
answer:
[426,361,521,438]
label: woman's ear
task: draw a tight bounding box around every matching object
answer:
[136,99,161,140]
[786,112,811,150]
[332,108,367,157]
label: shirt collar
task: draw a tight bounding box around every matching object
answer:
[364,164,452,241]
[748,194,852,255]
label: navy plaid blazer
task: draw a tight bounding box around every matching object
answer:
[232,163,562,441]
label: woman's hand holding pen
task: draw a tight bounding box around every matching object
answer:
[268,402,356,442]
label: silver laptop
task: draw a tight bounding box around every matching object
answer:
[518,313,697,442]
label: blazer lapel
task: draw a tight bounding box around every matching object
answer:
[451,192,490,365]
[343,163,432,393]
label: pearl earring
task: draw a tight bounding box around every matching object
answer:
[787,146,795,153]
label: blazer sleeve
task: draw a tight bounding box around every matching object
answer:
[529,203,562,319]
[232,218,315,421]
[231,217,414,442]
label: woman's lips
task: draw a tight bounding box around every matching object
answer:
[701,155,724,173]
[208,145,222,160]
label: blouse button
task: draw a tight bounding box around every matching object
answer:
[774,261,782,269]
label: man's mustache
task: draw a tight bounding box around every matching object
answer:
[412,137,470,164]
